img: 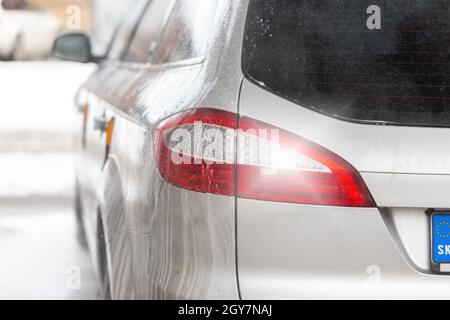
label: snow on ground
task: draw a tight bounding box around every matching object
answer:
[0,205,99,299]
[0,61,99,299]
[0,153,75,198]
[0,61,95,200]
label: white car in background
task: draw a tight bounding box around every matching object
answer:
[0,3,60,60]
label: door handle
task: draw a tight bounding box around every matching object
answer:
[94,116,109,133]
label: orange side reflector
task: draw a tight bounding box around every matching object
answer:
[106,118,115,146]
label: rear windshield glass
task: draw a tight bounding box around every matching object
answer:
[243,0,450,127]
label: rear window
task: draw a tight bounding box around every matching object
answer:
[243,0,450,127]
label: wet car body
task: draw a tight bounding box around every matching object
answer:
[74,0,450,299]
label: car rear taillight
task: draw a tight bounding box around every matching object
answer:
[155,108,375,207]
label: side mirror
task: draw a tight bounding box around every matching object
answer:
[53,32,97,63]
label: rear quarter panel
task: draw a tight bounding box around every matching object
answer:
[77,0,246,299]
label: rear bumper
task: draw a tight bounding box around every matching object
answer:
[237,200,450,299]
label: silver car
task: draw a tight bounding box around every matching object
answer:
[54,0,450,299]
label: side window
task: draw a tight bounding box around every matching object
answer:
[108,0,149,60]
[151,0,219,65]
[124,0,175,63]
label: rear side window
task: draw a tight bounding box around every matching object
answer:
[243,0,450,127]
[151,0,219,65]
[124,0,175,63]
[108,0,149,60]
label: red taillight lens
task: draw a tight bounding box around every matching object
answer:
[156,108,237,196]
[237,117,375,207]
[155,108,375,207]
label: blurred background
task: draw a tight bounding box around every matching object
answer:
[0,0,131,299]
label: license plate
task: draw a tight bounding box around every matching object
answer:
[432,213,450,264]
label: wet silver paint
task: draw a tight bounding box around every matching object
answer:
[76,0,246,299]
[237,79,450,298]
[75,0,450,299]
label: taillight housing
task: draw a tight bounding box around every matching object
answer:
[155,108,375,207]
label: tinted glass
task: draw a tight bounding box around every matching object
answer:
[124,0,174,63]
[108,0,149,60]
[151,0,218,65]
[243,0,450,127]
